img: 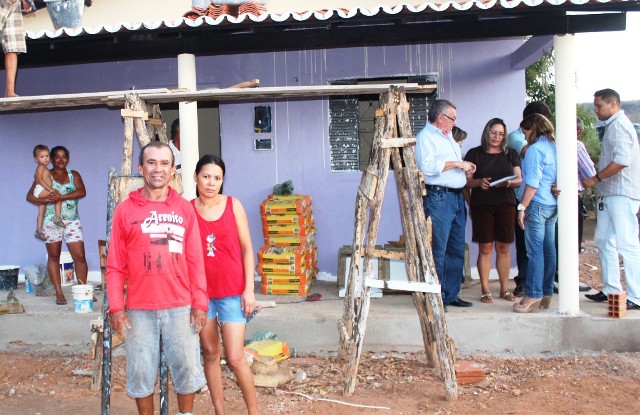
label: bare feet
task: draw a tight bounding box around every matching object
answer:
[5,92,19,98]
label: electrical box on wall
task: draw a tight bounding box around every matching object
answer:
[254,138,272,150]
[254,105,272,133]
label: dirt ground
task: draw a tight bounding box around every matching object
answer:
[2,347,640,415]
[2,219,638,415]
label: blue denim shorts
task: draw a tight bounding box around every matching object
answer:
[207,296,246,323]
[124,306,206,398]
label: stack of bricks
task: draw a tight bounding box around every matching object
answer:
[257,194,317,296]
[607,291,627,318]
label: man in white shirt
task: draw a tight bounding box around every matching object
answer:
[583,88,640,311]
[415,99,476,308]
[169,118,182,174]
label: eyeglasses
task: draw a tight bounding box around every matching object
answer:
[489,131,506,137]
[441,113,456,122]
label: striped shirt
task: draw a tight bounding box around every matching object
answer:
[577,140,596,192]
[596,110,640,199]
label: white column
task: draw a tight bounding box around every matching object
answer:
[178,53,199,200]
[554,34,579,315]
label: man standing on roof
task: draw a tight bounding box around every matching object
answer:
[583,88,640,311]
[1,0,30,97]
[416,99,476,309]
[106,142,208,415]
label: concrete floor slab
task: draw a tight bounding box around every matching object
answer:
[1,279,638,355]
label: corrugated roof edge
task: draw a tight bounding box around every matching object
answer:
[25,0,619,39]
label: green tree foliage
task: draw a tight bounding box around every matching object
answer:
[577,104,600,165]
[525,50,555,115]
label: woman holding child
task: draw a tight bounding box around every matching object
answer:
[27,146,88,306]
[464,118,522,304]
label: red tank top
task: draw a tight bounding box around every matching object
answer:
[192,197,245,298]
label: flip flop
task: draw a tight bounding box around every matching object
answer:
[56,296,67,305]
[34,230,47,241]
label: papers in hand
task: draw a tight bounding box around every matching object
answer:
[489,175,516,187]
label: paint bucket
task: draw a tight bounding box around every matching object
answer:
[60,252,76,286]
[44,0,84,30]
[0,266,19,291]
[71,284,93,313]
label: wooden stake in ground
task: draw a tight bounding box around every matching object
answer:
[338,86,458,400]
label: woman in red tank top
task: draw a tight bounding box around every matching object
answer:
[192,155,259,415]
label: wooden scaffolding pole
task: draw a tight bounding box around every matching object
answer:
[99,93,179,415]
[338,86,458,400]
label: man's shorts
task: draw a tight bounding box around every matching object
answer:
[44,219,84,244]
[33,184,45,198]
[470,203,516,244]
[207,296,247,323]
[0,0,27,54]
[124,306,206,398]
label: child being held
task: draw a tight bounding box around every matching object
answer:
[33,145,65,241]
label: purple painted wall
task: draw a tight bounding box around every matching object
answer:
[0,39,525,279]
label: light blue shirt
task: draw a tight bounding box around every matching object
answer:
[508,128,528,157]
[415,123,466,188]
[597,110,640,199]
[519,135,557,206]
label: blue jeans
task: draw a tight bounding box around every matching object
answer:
[514,200,528,288]
[125,306,206,398]
[207,296,246,323]
[524,201,557,299]
[423,190,466,304]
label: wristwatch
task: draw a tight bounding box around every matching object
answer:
[517,203,526,211]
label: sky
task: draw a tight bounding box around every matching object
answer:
[574,12,640,103]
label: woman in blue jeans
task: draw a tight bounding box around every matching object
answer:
[514,114,558,313]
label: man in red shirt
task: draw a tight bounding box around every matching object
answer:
[106,142,208,415]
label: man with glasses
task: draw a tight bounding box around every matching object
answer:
[583,88,640,311]
[416,99,476,309]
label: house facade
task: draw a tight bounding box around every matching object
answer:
[1,0,637,284]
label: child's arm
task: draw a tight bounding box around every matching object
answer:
[35,165,56,193]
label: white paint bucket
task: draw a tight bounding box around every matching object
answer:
[59,252,76,286]
[71,284,93,313]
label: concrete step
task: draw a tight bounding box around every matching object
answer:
[1,280,638,354]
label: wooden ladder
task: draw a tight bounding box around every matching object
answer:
[337,86,458,400]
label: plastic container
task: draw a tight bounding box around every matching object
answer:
[59,252,76,286]
[71,284,93,313]
[0,266,19,291]
[25,278,33,293]
[44,0,84,30]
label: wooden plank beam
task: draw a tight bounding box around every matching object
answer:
[0,88,169,112]
[120,109,148,120]
[379,137,416,148]
[364,278,441,293]
[0,83,435,112]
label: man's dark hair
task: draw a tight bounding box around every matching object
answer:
[138,142,174,166]
[428,99,456,123]
[170,118,180,141]
[33,144,49,157]
[594,88,621,105]
[522,101,552,120]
